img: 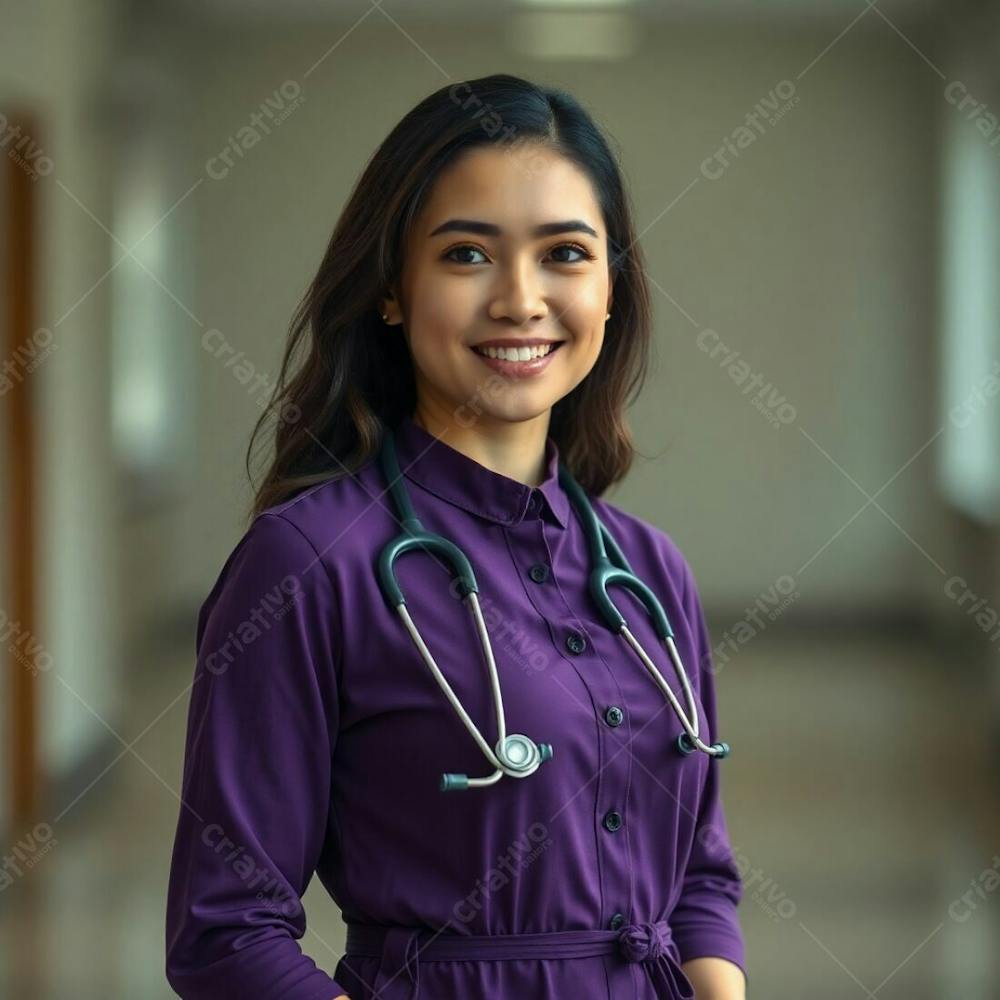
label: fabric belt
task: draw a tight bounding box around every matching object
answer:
[344,919,694,1000]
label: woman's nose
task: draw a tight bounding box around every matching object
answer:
[487,258,548,324]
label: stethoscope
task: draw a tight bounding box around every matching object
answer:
[376,425,731,792]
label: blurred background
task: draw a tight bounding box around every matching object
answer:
[2,0,1000,996]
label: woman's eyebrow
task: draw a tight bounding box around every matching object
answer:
[428,218,599,239]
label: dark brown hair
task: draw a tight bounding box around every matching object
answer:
[247,73,653,525]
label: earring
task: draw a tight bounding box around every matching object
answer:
[605,312,611,321]
[382,313,389,322]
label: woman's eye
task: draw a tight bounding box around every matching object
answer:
[548,243,593,264]
[444,245,489,265]
[443,243,594,265]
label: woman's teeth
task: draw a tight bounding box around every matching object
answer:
[473,343,559,361]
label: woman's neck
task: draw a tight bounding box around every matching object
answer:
[412,408,550,487]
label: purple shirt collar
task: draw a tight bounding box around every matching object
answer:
[392,413,570,529]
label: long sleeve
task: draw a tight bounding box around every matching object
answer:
[667,557,748,983]
[165,512,348,1000]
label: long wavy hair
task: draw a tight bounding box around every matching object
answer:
[247,73,653,526]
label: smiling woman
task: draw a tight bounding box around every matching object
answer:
[165,73,747,1000]
[244,72,656,508]
[381,143,614,439]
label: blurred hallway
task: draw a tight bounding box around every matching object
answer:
[3,628,999,997]
[4,0,1000,997]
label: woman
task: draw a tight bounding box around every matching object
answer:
[165,73,747,1000]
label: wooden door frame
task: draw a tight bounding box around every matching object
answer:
[4,109,39,829]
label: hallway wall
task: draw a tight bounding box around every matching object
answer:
[169,13,949,622]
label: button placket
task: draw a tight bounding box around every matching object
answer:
[509,516,637,938]
[581,626,636,937]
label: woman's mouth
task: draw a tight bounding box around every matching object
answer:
[469,341,565,379]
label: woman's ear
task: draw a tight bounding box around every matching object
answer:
[380,292,401,326]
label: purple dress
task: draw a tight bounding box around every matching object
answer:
[165,414,747,999]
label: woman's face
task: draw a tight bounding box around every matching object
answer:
[385,142,614,430]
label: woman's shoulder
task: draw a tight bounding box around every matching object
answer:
[587,492,696,592]
[199,461,386,629]
[586,493,714,675]
[251,455,390,561]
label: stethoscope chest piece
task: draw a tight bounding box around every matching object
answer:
[441,734,554,792]
[497,734,553,773]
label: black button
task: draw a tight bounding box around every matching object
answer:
[529,563,550,584]
[603,809,623,832]
[609,912,625,931]
[565,631,586,655]
[604,706,624,727]
[527,493,539,514]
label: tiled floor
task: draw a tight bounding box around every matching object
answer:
[2,628,997,998]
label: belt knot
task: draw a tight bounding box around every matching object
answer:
[616,920,671,963]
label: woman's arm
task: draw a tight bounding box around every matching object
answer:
[165,514,351,997]
[682,956,747,999]
[667,557,749,994]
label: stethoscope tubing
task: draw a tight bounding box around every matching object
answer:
[376,425,730,791]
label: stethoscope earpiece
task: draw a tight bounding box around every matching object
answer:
[378,424,730,792]
[677,734,731,758]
